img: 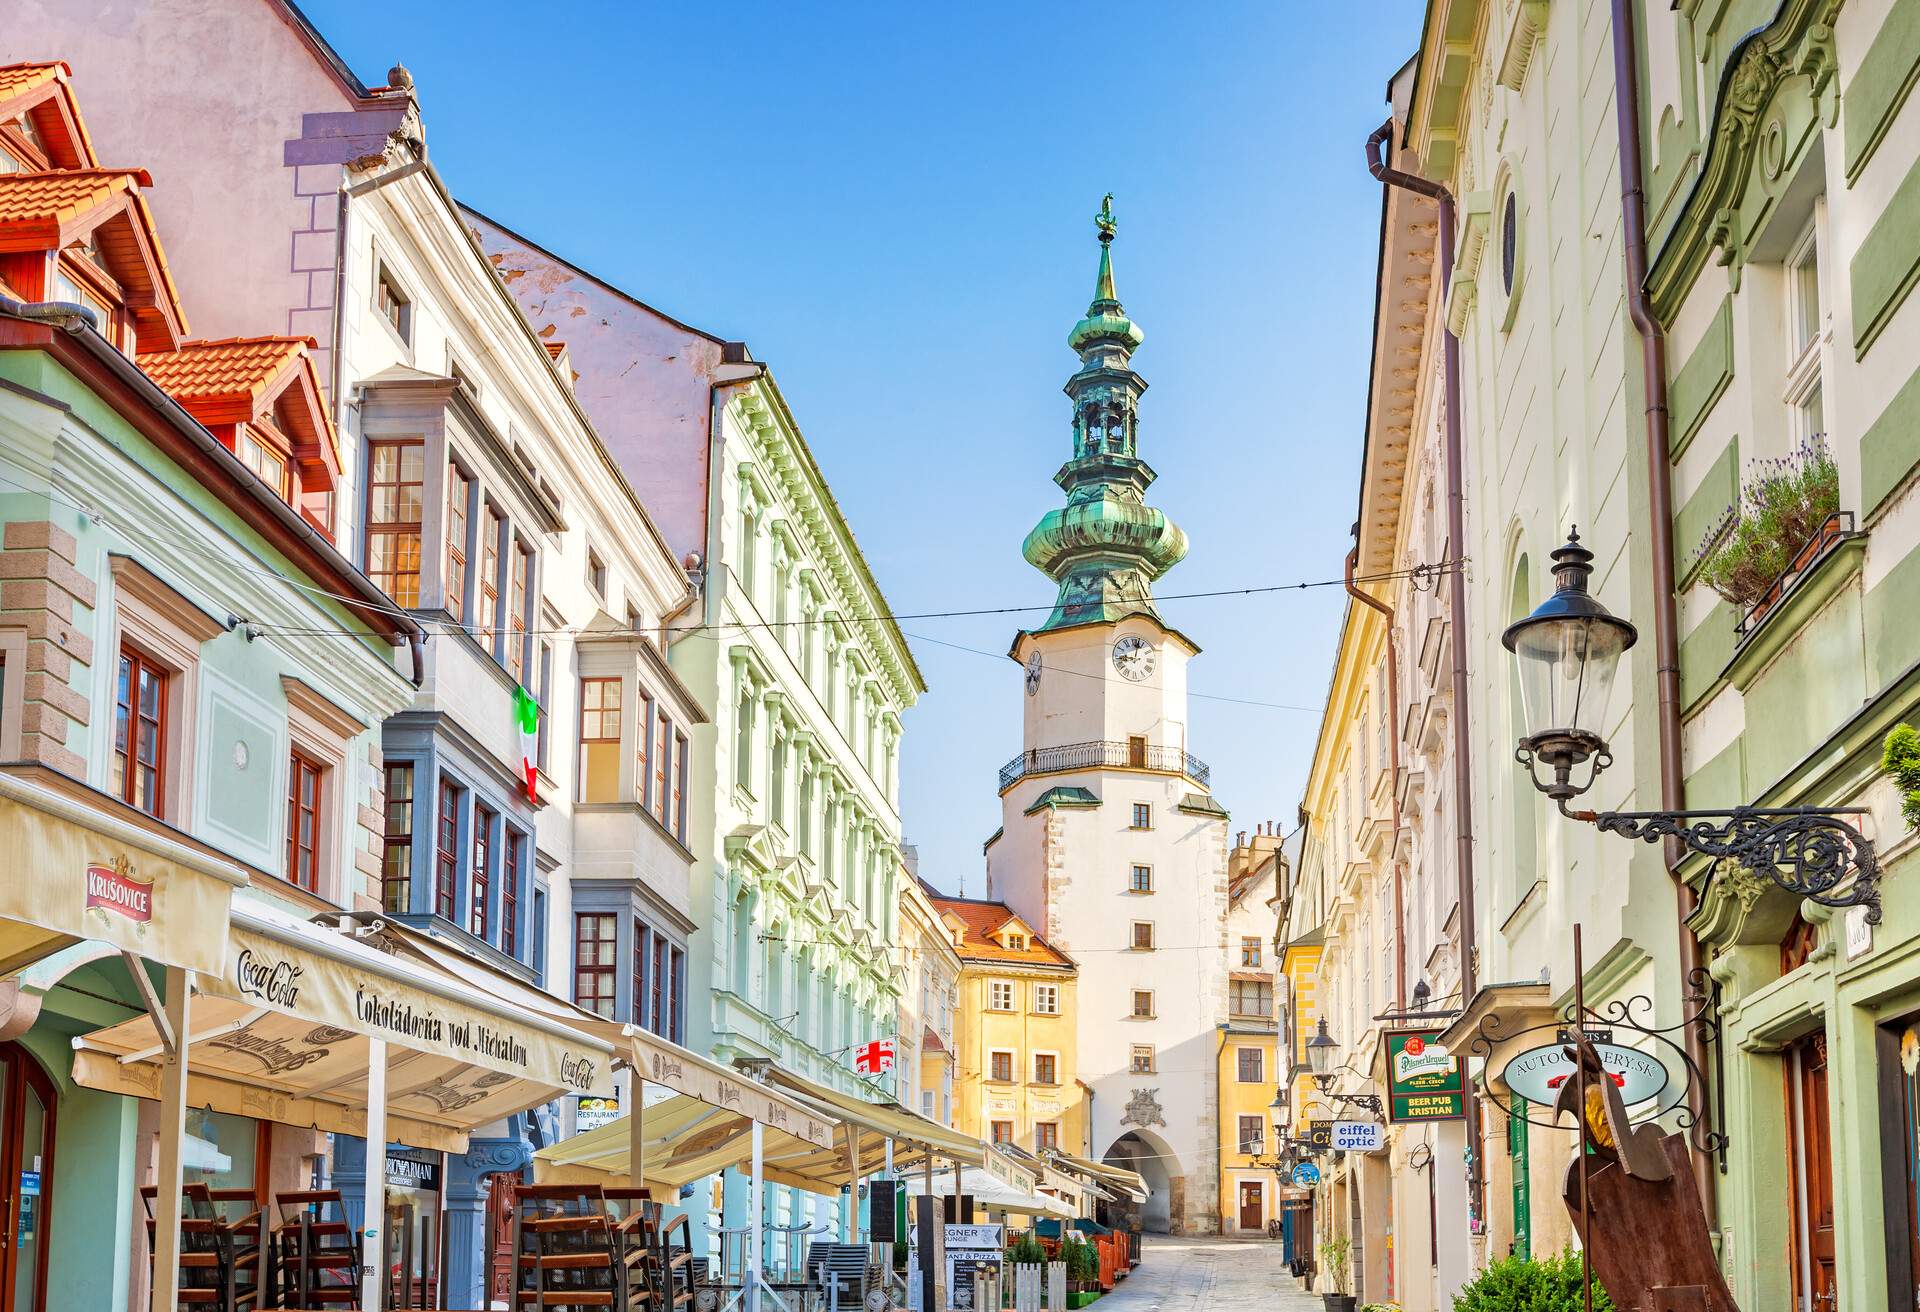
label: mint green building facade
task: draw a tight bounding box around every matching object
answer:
[1402,0,1920,1303]
[1640,1,1920,1305]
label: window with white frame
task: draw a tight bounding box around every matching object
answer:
[1129,1044,1156,1074]
[1129,864,1153,894]
[1783,209,1827,443]
[988,980,1015,1012]
[1032,983,1059,1015]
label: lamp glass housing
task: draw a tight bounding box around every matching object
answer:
[1502,530,1638,748]
[1305,1018,1336,1077]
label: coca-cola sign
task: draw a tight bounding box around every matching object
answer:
[235,947,304,1008]
[85,856,153,923]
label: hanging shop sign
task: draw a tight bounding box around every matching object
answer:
[1305,1119,1334,1150]
[1290,1162,1321,1187]
[1501,1041,1670,1109]
[1385,1030,1465,1122]
[1331,1120,1384,1152]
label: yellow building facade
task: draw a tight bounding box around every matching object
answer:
[932,896,1088,1158]
[1217,826,1289,1235]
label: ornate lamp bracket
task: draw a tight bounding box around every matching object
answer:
[1573,804,1880,924]
[1328,1093,1384,1115]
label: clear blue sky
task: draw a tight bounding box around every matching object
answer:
[302,0,1427,893]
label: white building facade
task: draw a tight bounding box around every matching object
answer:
[984,206,1229,1234]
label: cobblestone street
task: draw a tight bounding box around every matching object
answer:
[1097,1238,1318,1312]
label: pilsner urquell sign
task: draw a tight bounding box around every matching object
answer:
[1386,1030,1465,1122]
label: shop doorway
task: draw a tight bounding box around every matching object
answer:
[0,1043,56,1312]
[1784,1030,1836,1310]
[1238,1180,1263,1232]
[1878,1013,1920,1309]
[384,1149,443,1309]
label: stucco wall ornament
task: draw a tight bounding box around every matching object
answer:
[1645,0,1841,322]
[1121,1087,1166,1129]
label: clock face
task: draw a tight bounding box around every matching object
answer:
[1112,635,1156,682]
[1025,652,1043,696]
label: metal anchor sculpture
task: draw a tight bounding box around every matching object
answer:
[1556,1036,1740,1312]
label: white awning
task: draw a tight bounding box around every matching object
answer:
[0,770,245,977]
[71,899,618,1152]
[907,1166,1076,1218]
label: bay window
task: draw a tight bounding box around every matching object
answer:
[579,677,622,804]
[470,804,494,939]
[365,439,424,607]
[574,913,618,1018]
[445,461,470,621]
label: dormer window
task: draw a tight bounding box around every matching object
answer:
[1004,933,1026,952]
[237,424,291,499]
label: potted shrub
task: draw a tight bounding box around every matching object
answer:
[1063,1239,1101,1307]
[1450,1249,1612,1310]
[1695,437,1841,624]
[1317,1235,1354,1312]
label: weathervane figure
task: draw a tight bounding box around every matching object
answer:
[1096,193,1117,244]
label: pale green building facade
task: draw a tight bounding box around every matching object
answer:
[1400,0,1920,1305]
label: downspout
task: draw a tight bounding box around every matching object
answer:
[1366,118,1482,1222]
[1345,542,1406,1012]
[1608,0,1716,1222]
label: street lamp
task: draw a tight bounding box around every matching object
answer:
[1501,529,1637,804]
[1506,527,1882,921]
[1304,1018,1337,1091]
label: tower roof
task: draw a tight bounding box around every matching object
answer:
[1022,196,1185,633]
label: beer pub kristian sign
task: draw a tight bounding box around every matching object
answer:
[1385,1030,1465,1122]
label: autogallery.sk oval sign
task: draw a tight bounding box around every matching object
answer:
[1502,1040,1671,1109]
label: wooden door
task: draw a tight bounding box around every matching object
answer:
[1238,1181,1263,1232]
[1786,1031,1837,1310]
[0,1043,56,1312]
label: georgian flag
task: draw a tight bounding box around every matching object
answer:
[855,1038,896,1075]
[514,684,540,803]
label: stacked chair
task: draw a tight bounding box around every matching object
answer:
[511,1182,705,1312]
[142,1183,264,1312]
[273,1190,363,1308]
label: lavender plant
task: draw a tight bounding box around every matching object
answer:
[1695,437,1840,609]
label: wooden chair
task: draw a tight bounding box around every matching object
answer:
[141,1184,261,1312]
[511,1184,633,1311]
[272,1190,362,1308]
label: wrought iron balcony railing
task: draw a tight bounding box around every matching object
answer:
[998,739,1210,790]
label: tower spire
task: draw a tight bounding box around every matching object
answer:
[1021,196,1187,631]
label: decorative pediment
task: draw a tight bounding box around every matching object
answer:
[724,823,780,874]
[1644,0,1841,325]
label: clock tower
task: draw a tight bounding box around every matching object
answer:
[987,198,1229,1235]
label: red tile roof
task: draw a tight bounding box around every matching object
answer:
[137,335,311,404]
[0,168,150,238]
[0,62,99,168]
[929,895,1074,968]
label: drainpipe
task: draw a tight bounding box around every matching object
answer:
[1608,0,1716,1222]
[1345,542,1406,1012]
[1366,118,1483,1225]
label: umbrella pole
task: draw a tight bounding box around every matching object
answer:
[362,1037,389,1312]
[149,966,191,1312]
[630,1074,646,1196]
[847,1128,862,1243]
[749,1120,765,1312]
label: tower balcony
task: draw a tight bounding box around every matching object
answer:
[998,738,1210,792]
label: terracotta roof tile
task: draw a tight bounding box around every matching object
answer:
[137,335,311,403]
[0,168,149,232]
[929,895,1074,968]
[0,62,66,103]
[0,63,99,171]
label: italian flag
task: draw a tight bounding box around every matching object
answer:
[514,685,541,803]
